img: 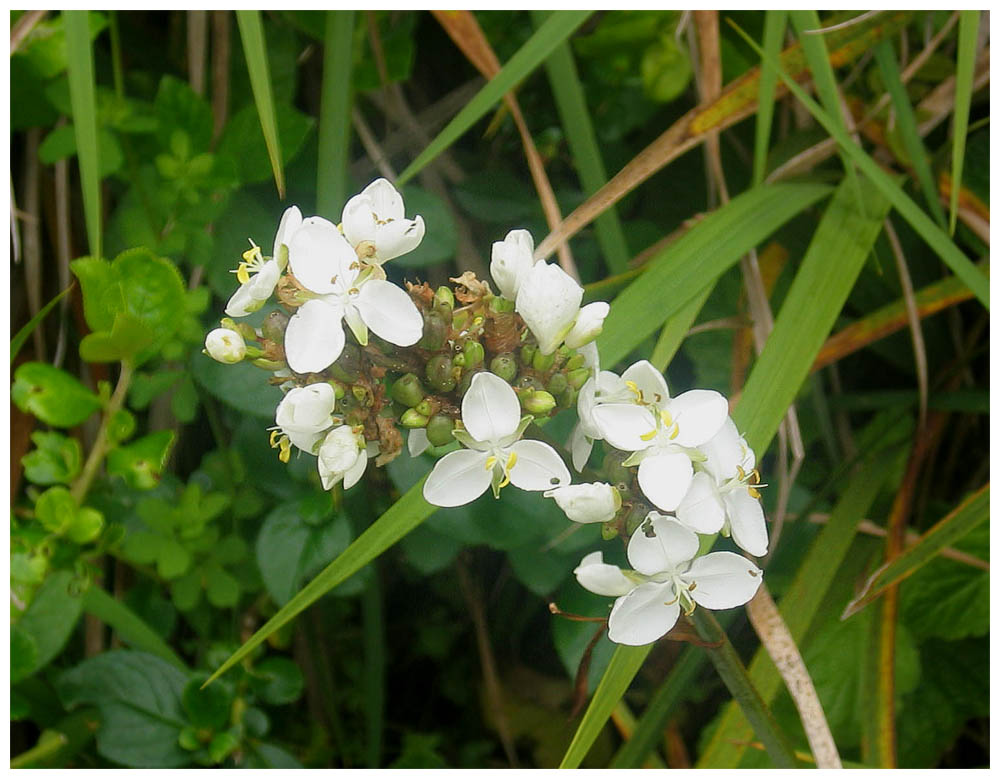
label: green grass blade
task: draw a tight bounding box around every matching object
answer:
[649,284,714,372]
[235,10,286,198]
[872,40,947,229]
[532,10,630,275]
[734,177,890,455]
[82,585,187,670]
[729,20,990,310]
[753,10,787,186]
[950,10,981,234]
[317,11,355,220]
[64,11,102,261]
[843,483,989,618]
[11,285,73,364]
[205,477,435,687]
[559,643,651,768]
[598,180,833,369]
[397,11,592,186]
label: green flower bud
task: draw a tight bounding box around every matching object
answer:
[490,353,518,383]
[558,385,579,409]
[434,286,455,311]
[426,355,457,393]
[426,415,455,446]
[391,373,426,407]
[532,348,556,372]
[601,521,620,541]
[602,452,632,485]
[261,310,290,342]
[567,367,592,389]
[546,372,568,396]
[488,295,516,314]
[418,310,448,350]
[415,398,436,418]
[520,344,537,366]
[463,340,485,368]
[331,380,347,400]
[401,409,429,429]
[521,389,556,415]
[453,353,467,368]
[452,308,470,332]
[565,352,585,371]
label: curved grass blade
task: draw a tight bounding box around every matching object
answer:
[236,10,285,198]
[396,11,592,186]
[753,11,787,186]
[11,285,72,364]
[82,585,187,670]
[728,20,989,310]
[64,11,101,261]
[316,11,355,220]
[597,180,833,369]
[559,644,651,768]
[649,285,714,373]
[949,11,981,234]
[843,483,989,619]
[205,477,434,687]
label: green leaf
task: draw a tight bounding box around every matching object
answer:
[17,570,85,674]
[22,432,83,485]
[191,352,283,418]
[58,650,191,768]
[950,11,981,234]
[204,564,241,608]
[81,585,187,669]
[153,75,213,154]
[391,186,458,268]
[12,361,102,427]
[38,124,123,177]
[64,10,102,260]
[255,499,352,605]
[752,10,787,186]
[249,656,304,705]
[34,486,78,533]
[11,285,72,365]
[235,11,286,197]
[215,103,314,187]
[79,312,156,363]
[397,11,594,185]
[106,430,175,490]
[65,507,104,544]
[205,477,436,687]
[183,674,233,730]
[11,625,39,684]
[316,10,355,219]
[243,742,303,768]
[598,181,833,368]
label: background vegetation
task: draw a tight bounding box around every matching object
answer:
[10,10,989,769]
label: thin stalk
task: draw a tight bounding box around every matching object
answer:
[71,361,134,503]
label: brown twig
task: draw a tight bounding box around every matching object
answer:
[187,11,208,96]
[10,9,47,55]
[211,11,231,145]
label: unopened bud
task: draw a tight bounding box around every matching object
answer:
[261,310,290,342]
[391,373,425,407]
[434,286,455,311]
[426,355,457,393]
[205,328,246,364]
[567,367,592,390]
[415,398,438,418]
[418,310,448,350]
[463,340,485,368]
[546,372,568,396]
[558,385,578,409]
[532,348,556,372]
[401,409,429,429]
[565,352,585,371]
[425,415,455,446]
[490,353,518,383]
[521,389,556,415]
[520,344,537,366]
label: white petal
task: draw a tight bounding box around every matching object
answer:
[575,377,603,439]
[637,451,694,512]
[626,514,699,576]
[343,303,369,345]
[574,551,634,597]
[288,217,356,295]
[275,383,336,432]
[564,301,610,349]
[272,205,303,259]
[286,428,325,454]
[621,360,670,408]
[685,552,762,609]
[515,263,583,354]
[343,449,369,489]
[544,482,617,524]
[725,489,769,557]
[674,471,726,534]
[422,449,492,507]
[341,194,377,247]
[701,418,755,483]
[568,423,595,472]
[508,439,571,491]
[248,260,281,301]
[607,581,680,646]
[668,389,729,448]
[461,372,520,443]
[284,299,346,374]
[408,428,430,458]
[375,216,425,262]
[578,341,600,371]
[355,279,424,346]
[225,282,258,317]
[363,178,406,221]
[490,228,535,300]
[591,403,657,451]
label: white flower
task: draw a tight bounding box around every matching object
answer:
[407,428,431,458]
[226,206,302,317]
[490,229,536,300]
[564,302,610,349]
[567,343,604,471]
[317,425,369,490]
[422,372,571,507]
[283,217,424,374]
[272,382,338,459]
[204,328,246,364]
[590,360,728,512]
[515,262,583,355]
[575,515,763,646]
[675,418,769,557]
[341,178,425,264]
[545,482,621,524]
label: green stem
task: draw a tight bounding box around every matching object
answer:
[317,11,355,220]
[71,361,134,504]
[10,730,68,769]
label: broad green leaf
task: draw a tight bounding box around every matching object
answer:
[17,570,86,674]
[950,11,981,234]
[106,430,175,490]
[235,10,286,197]
[65,506,104,544]
[398,11,594,185]
[649,283,714,372]
[215,103,314,187]
[22,432,83,486]
[81,585,187,669]
[153,75,213,153]
[316,10,354,220]
[249,656,304,705]
[34,486,77,534]
[58,650,191,768]
[598,181,833,368]
[182,674,233,730]
[392,186,458,268]
[205,477,436,687]
[11,285,72,365]
[12,362,102,427]
[191,351,283,418]
[11,625,39,684]
[79,312,155,363]
[244,742,303,768]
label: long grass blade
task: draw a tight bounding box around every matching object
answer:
[729,20,990,310]
[205,477,435,687]
[11,285,73,364]
[598,181,832,369]
[532,10,630,274]
[649,285,714,373]
[752,10,787,186]
[396,11,593,186]
[64,11,102,261]
[843,483,989,619]
[82,585,187,670]
[235,10,285,198]
[949,11,981,234]
[316,11,355,220]
[873,40,947,229]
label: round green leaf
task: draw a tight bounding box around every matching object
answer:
[11,624,39,683]
[66,506,105,544]
[34,486,77,534]
[182,674,233,730]
[12,362,102,427]
[22,432,83,486]
[249,656,304,705]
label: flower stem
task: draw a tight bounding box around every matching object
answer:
[71,360,134,504]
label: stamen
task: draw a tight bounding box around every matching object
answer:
[668,425,679,440]
[269,430,283,448]
[625,380,643,401]
[236,263,250,284]
[278,438,291,463]
[660,409,673,427]
[639,428,658,442]
[484,456,497,471]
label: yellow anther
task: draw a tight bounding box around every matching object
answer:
[663,595,679,606]
[668,425,679,440]
[659,409,673,427]
[751,469,761,485]
[484,456,497,471]
[639,428,658,442]
[236,263,251,284]
[278,439,291,463]
[505,451,518,471]
[736,465,747,480]
[625,380,643,401]
[748,487,761,499]
[242,244,262,263]
[269,430,283,448]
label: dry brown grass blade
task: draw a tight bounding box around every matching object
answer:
[187,11,208,96]
[10,9,47,55]
[431,10,578,280]
[884,218,928,427]
[210,11,231,145]
[535,12,909,260]
[746,585,841,768]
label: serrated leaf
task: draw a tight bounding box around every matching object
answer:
[12,362,102,427]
